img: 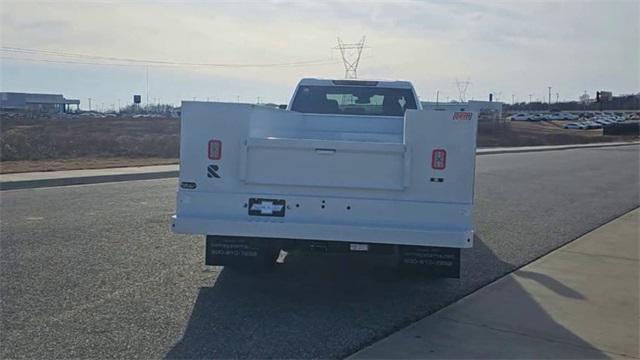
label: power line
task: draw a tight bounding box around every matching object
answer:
[1,46,339,67]
[0,46,340,68]
[0,55,145,67]
[0,54,339,69]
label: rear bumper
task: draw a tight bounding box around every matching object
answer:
[172,215,473,248]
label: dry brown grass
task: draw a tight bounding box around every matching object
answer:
[477,120,635,147]
[1,115,180,162]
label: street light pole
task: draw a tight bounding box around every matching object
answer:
[146,66,149,107]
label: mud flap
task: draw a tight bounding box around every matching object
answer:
[398,245,461,278]
[205,235,280,267]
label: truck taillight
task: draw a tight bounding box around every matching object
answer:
[432,149,446,170]
[208,140,222,160]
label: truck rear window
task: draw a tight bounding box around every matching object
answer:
[291,85,417,116]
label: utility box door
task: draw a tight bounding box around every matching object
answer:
[242,137,408,190]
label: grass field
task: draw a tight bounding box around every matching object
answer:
[0,114,636,173]
[1,115,179,173]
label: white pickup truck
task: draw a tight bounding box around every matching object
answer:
[172,78,477,277]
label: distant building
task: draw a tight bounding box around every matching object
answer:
[0,92,80,113]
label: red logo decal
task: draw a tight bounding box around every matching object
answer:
[453,112,472,121]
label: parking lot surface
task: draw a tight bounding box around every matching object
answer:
[1,145,638,358]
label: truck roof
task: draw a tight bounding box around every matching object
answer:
[298,78,414,89]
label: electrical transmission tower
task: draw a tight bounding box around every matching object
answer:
[334,36,366,79]
[455,78,471,102]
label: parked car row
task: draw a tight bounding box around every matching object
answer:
[563,122,600,130]
[584,111,640,121]
[563,116,626,130]
[592,113,626,123]
[510,112,579,121]
[510,111,635,123]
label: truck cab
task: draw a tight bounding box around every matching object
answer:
[172,78,477,277]
[288,78,421,116]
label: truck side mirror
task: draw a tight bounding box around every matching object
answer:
[278,104,287,110]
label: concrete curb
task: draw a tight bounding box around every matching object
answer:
[476,141,639,155]
[0,170,178,191]
[0,141,637,191]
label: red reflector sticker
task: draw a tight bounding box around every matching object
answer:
[208,140,222,160]
[432,149,447,170]
[453,112,472,121]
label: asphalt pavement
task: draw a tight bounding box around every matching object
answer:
[1,144,638,359]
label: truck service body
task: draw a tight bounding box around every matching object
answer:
[172,79,478,277]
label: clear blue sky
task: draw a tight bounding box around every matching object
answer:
[1,0,638,110]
